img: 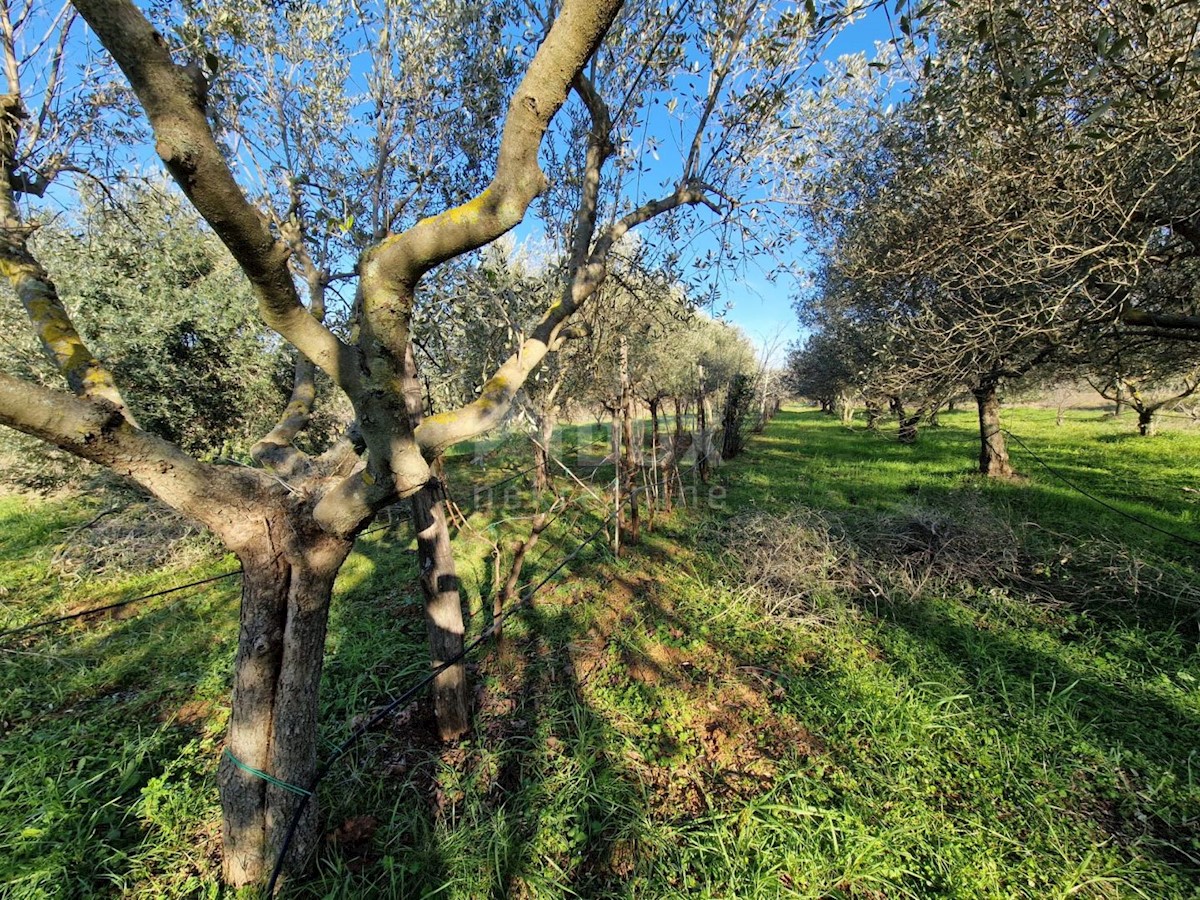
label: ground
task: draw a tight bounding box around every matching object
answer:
[1,405,1198,898]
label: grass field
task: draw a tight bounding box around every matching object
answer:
[1,405,1198,898]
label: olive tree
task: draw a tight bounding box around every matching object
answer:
[789,0,1200,472]
[0,0,628,885]
[0,182,294,458]
[0,0,827,886]
[1088,334,1200,436]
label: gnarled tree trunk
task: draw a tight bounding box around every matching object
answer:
[619,336,639,544]
[890,397,922,444]
[972,382,1013,477]
[834,390,854,425]
[865,400,882,431]
[218,516,353,886]
[403,344,469,741]
[533,407,556,494]
[1137,407,1156,436]
[409,478,470,739]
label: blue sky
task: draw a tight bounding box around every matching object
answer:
[39,1,901,372]
[718,5,898,364]
[504,5,903,368]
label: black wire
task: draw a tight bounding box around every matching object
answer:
[477,461,542,494]
[0,454,670,888]
[265,515,611,895]
[3,441,701,649]
[0,569,243,643]
[1003,428,1200,551]
[266,470,682,889]
[3,460,594,643]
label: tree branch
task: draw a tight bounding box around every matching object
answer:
[250,222,329,478]
[414,181,720,453]
[0,93,136,420]
[70,0,362,396]
[1120,309,1200,331]
[1121,328,1200,344]
[0,372,278,550]
[356,0,624,356]
[566,72,614,274]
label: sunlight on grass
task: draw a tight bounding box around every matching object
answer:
[1,408,1199,897]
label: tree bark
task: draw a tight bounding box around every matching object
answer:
[696,365,710,484]
[972,383,1014,477]
[649,397,665,513]
[402,344,469,741]
[1138,407,1156,436]
[409,479,469,739]
[890,396,921,444]
[218,517,352,888]
[608,402,623,555]
[835,391,854,425]
[619,337,638,545]
[865,401,882,431]
[533,406,556,495]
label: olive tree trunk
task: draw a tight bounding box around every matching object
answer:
[1137,407,1156,436]
[619,337,639,545]
[696,365,710,484]
[865,400,882,431]
[972,382,1014,477]
[649,397,665,513]
[403,344,469,741]
[409,479,470,739]
[218,520,352,886]
[533,407,556,494]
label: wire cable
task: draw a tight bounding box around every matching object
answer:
[0,569,242,643]
[1003,428,1200,551]
[1,459,605,643]
[264,514,611,895]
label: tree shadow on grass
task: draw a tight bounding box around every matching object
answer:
[328,505,822,899]
[295,531,452,898]
[872,593,1200,879]
[294,518,641,898]
[478,606,643,899]
[0,580,242,896]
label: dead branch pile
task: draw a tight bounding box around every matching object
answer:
[1032,526,1200,611]
[711,497,1199,622]
[50,499,218,578]
[709,509,860,622]
[858,496,1027,600]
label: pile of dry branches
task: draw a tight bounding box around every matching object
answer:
[711,496,1199,622]
[708,509,861,623]
[51,499,218,578]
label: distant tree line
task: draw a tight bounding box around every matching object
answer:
[784,0,1200,469]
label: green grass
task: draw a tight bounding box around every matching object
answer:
[1,406,1198,897]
